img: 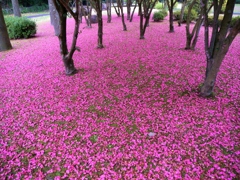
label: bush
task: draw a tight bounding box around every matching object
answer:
[207,16,240,28]
[153,9,168,22]
[4,16,37,39]
[236,0,240,3]
[173,9,198,22]
[20,4,49,13]
[207,15,224,27]
[230,16,240,27]
[220,0,227,14]
[154,2,164,10]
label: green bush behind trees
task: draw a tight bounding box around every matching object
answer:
[4,16,36,39]
[173,9,198,22]
[153,9,168,21]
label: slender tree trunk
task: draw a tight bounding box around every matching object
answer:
[106,0,112,23]
[96,0,104,48]
[139,0,158,39]
[127,0,131,20]
[0,4,12,52]
[130,1,137,22]
[113,2,120,16]
[79,1,83,23]
[11,0,21,17]
[52,0,80,75]
[178,0,187,26]
[139,3,144,39]
[117,0,127,31]
[169,8,174,32]
[87,2,92,28]
[166,0,177,32]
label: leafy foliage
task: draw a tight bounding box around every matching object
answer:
[230,16,240,27]
[153,9,168,21]
[173,9,198,22]
[154,2,164,9]
[4,16,36,39]
[20,4,49,13]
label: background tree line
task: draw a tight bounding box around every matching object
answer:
[0,0,48,8]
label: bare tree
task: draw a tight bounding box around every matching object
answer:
[200,0,240,96]
[0,3,12,52]
[113,0,121,16]
[139,0,158,39]
[178,0,188,26]
[130,0,138,22]
[11,0,21,17]
[185,0,209,49]
[166,0,177,32]
[117,0,127,30]
[89,0,104,48]
[50,0,80,75]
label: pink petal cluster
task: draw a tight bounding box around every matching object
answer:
[0,14,239,179]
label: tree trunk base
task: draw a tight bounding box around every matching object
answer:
[140,36,145,39]
[97,44,104,48]
[65,67,78,76]
[200,82,214,97]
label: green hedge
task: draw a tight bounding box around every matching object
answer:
[4,16,37,39]
[207,16,240,28]
[20,4,49,13]
[173,9,198,22]
[153,9,168,22]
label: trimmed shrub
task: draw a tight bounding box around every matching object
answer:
[153,9,168,22]
[4,16,37,39]
[173,9,198,22]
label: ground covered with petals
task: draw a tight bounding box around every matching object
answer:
[0,14,240,179]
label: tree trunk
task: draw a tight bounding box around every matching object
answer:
[87,2,92,28]
[117,0,127,31]
[113,2,120,16]
[48,0,60,36]
[106,0,112,23]
[166,0,177,32]
[169,9,174,32]
[139,0,158,39]
[0,4,12,52]
[130,1,137,22]
[200,0,240,97]
[96,0,104,48]
[127,0,131,20]
[139,3,144,39]
[52,0,80,75]
[11,0,21,17]
[58,5,77,75]
[178,0,187,26]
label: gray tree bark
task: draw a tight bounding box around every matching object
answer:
[51,0,80,75]
[11,0,21,17]
[166,0,177,32]
[201,0,240,97]
[0,3,12,52]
